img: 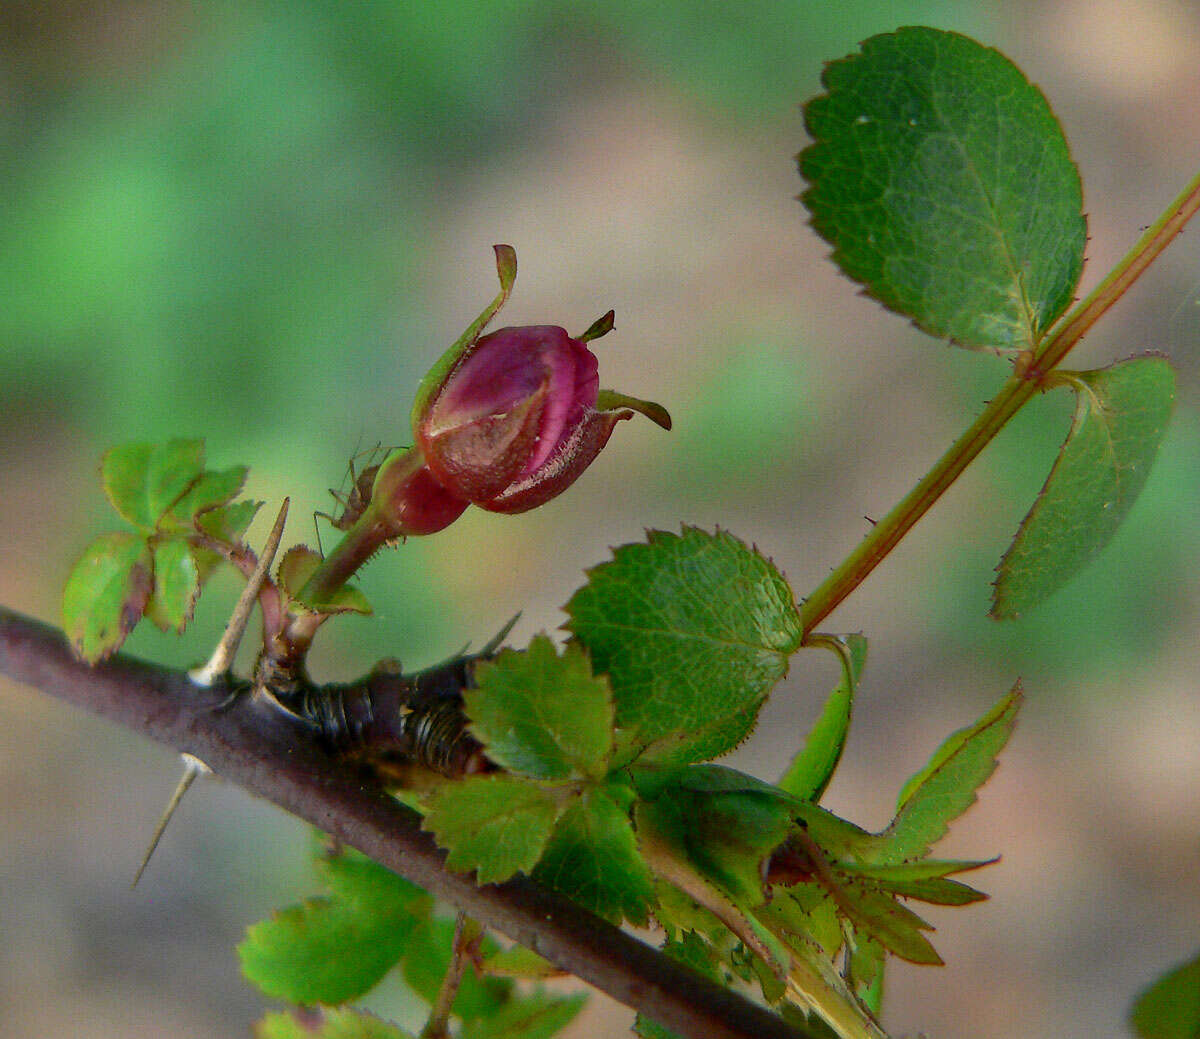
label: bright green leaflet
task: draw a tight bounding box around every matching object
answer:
[800,27,1085,351]
[257,1008,415,1039]
[61,532,153,663]
[466,637,613,781]
[144,539,200,632]
[992,356,1176,618]
[1130,950,1200,1039]
[238,852,428,1006]
[779,634,867,801]
[102,439,204,532]
[533,787,656,926]
[884,685,1021,860]
[565,527,802,760]
[423,775,561,884]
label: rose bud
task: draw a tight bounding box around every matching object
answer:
[412,250,670,514]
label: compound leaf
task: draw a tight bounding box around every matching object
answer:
[423,775,561,884]
[800,27,1085,351]
[62,532,153,663]
[466,637,613,781]
[565,527,801,763]
[461,991,587,1039]
[993,356,1176,618]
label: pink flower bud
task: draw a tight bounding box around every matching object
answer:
[414,321,669,514]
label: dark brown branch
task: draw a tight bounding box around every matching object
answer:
[0,604,818,1039]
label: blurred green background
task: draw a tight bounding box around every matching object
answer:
[2,2,1199,1037]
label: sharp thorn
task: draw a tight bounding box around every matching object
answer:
[132,754,211,889]
[190,498,290,687]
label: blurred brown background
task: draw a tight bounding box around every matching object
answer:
[2,2,1198,1036]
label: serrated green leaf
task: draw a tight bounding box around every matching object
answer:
[238,851,428,1006]
[171,465,248,523]
[534,787,655,925]
[884,685,1021,860]
[461,991,587,1039]
[839,883,940,965]
[401,917,511,1023]
[565,527,801,762]
[423,775,561,884]
[1131,950,1200,1039]
[197,498,262,543]
[800,27,1085,351]
[466,637,613,781]
[102,440,204,532]
[837,859,991,906]
[279,545,372,615]
[779,634,867,801]
[62,532,153,663]
[257,1008,416,1039]
[992,356,1176,618]
[317,843,430,912]
[144,539,200,633]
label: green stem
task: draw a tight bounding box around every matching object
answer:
[798,168,1200,637]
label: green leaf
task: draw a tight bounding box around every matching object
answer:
[238,851,429,1006]
[1131,950,1200,1039]
[466,637,613,781]
[779,634,867,801]
[480,945,563,979]
[534,787,655,925]
[171,465,248,523]
[401,917,511,1023]
[102,440,204,532]
[836,859,991,906]
[884,685,1022,860]
[461,991,587,1039]
[62,532,153,663]
[565,527,802,762]
[279,545,372,615]
[197,498,262,544]
[423,775,561,884]
[634,934,723,1039]
[992,356,1176,618]
[257,1008,415,1039]
[800,27,1085,351]
[837,883,940,965]
[144,539,200,633]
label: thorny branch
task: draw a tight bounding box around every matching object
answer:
[0,604,819,1039]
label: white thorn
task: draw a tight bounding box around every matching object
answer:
[131,754,211,888]
[190,498,289,687]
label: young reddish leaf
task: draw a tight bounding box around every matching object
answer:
[565,527,801,762]
[779,634,867,801]
[993,356,1176,618]
[239,849,427,1007]
[534,787,655,926]
[423,775,561,884]
[62,532,153,662]
[257,1008,415,1039]
[466,637,613,781]
[102,440,204,532]
[800,27,1085,351]
[1131,949,1200,1039]
[884,685,1021,861]
[144,539,201,633]
[278,545,371,615]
